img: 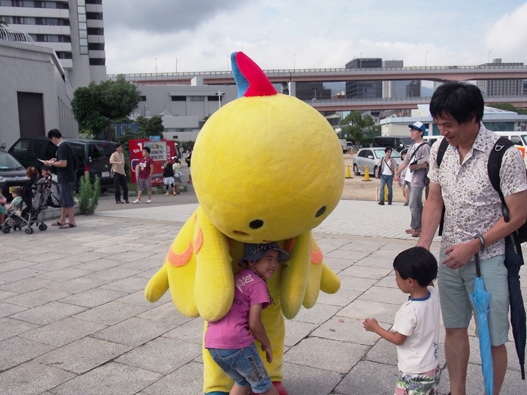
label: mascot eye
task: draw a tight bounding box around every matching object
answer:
[315,206,326,217]
[249,219,264,229]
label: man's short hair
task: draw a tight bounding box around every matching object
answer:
[47,129,62,139]
[429,81,484,125]
[384,147,392,153]
[143,147,151,154]
[115,143,122,149]
[393,247,438,287]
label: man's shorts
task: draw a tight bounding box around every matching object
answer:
[59,181,76,208]
[395,366,440,395]
[438,251,509,346]
[137,178,152,191]
[207,343,273,393]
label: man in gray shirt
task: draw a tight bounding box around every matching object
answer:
[394,122,430,237]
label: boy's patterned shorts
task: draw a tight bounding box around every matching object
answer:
[394,365,441,395]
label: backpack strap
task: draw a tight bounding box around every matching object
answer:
[436,138,449,167]
[488,137,514,208]
[436,138,449,236]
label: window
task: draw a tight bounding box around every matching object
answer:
[89,58,105,66]
[87,27,104,35]
[190,96,204,101]
[86,12,103,20]
[88,42,104,50]
[140,96,146,101]
[171,96,186,102]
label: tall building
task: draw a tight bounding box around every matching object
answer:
[382,60,421,98]
[295,82,331,101]
[0,0,106,89]
[477,58,525,97]
[345,58,382,99]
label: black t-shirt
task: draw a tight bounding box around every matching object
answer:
[56,142,77,184]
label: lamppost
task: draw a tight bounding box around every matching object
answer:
[312,87,317,101]
[216,90,224,110]
[488,50,492,63]
[425,51,428,67]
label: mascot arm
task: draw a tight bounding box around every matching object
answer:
[280,232,341,317]
[193,207,235,322]
[144,210,199,317]
[280,231,311,319]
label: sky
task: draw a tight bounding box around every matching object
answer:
[103,0,527,75]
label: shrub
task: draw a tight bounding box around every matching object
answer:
[76,174,100,215]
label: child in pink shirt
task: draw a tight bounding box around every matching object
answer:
[205,242,288,395]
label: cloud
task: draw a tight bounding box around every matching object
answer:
[104,0,248,34]
[486,2,527,61]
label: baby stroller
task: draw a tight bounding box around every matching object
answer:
[1,193,33,234]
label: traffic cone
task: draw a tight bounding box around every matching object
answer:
[363,166,371,181]
[345,165,352,179]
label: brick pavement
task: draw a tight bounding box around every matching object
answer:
[0,197,526,394]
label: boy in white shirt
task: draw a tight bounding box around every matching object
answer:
[363,247,440,394]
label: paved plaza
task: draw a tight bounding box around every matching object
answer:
[1,193,526,394]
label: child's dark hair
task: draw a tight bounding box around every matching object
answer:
[12,187,22,196]
[393,246,438,287]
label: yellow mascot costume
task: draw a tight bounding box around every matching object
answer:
[145,51,344,394]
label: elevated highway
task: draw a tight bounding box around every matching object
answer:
[112,64,527,85]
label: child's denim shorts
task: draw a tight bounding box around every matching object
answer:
[207,343,273,393]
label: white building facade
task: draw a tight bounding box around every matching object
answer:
[0,0,106,89]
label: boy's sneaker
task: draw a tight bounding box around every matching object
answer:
[173,192,177,195]
[146,200,152,204]
[165,192,169,196]
[132,199,141,204]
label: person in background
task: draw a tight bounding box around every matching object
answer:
[110,144,129,204]
[162,158,176,196]
[394,122,430,237]
[132,147,154,204]
[376,147,397,206]
[364,247,440,395]
[186,151,192,184]
[417,81,527,395]
[44,129,77,229]
[398,149,410,206]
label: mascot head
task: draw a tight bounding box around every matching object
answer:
[192,52,344,242]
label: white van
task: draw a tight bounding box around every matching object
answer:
[494,131,527,167]
[423,135,443,147]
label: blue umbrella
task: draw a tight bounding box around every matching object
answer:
[470,253,493,395]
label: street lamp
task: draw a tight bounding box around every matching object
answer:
[216,90,224,110]
[488,50,492,63]
[425,51,428,67]
[312,87,317,101]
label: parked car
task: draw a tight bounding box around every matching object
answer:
[372,136,413,152]
[353,147,402,176]
[8,137,119,190]
[0,151,29,201]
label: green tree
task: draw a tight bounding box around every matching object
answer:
[338,111,375,146]
[71,75,141,140]
[136,115,164,137]
[488,102,527,115]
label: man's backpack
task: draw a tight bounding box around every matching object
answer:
[436,136,527,244]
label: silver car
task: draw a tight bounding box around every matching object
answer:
[353,147,402,176]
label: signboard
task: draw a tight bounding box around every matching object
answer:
[129,139,176,186]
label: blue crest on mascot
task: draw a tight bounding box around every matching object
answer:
[145,51,345,394]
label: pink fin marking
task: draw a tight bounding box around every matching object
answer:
[193,227,204,254]
[235,52,277,97]
[310,240,323,264]
[167,243,192,267]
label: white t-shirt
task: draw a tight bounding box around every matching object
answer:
[392,286,440,374]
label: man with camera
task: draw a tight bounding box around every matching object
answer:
[394,122,430,237]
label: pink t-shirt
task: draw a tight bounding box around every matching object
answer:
[204,269,270,349]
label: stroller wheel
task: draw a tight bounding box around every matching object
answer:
[38,224,47,231]
[25,227,34,235]
[2,227,10,234]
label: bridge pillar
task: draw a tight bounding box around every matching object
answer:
[288,81,296,97]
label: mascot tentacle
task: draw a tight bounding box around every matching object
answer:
[144,51,344,395]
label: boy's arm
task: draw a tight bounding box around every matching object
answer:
[248,303,273,363]
[363,318,407,345]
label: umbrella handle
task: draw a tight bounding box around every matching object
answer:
[475,252,482,277]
